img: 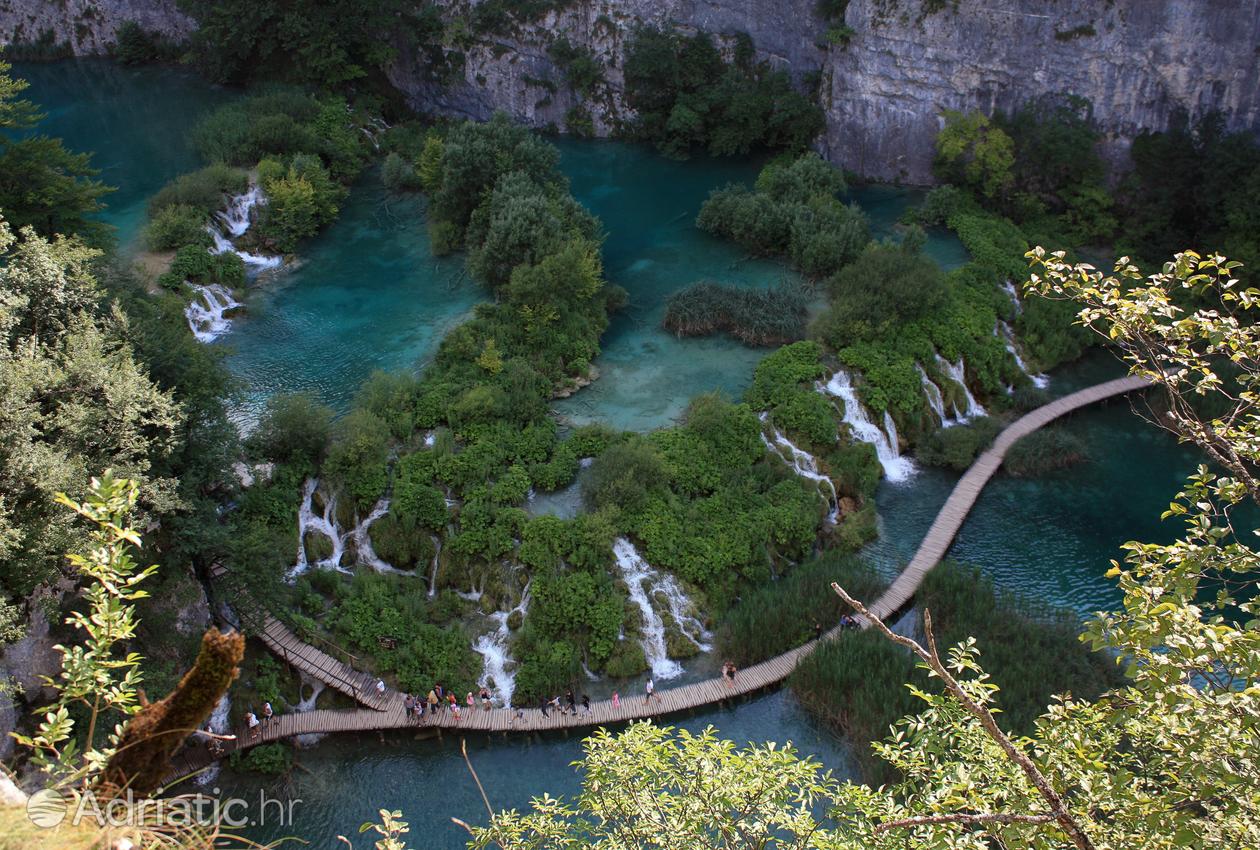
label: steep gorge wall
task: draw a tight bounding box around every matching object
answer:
[0,0,193,55]
[0,0,1256,183]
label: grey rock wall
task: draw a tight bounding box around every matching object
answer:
[0,0,193,55]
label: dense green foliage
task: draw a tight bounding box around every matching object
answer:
[790,560,1120,782]
[111,20,183,66]
[1003,426,1087,477]
[715,552,884,665]
[916,417,1001,471]
[662,281,808,346]
[147,163,248,218]
[0,62,113,246]
[697,152,869,278]
[178,0,422,88]
[623,27,824,158]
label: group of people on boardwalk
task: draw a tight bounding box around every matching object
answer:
[536,689,592,718]
[400,683,502,724]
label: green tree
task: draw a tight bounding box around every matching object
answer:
[935,109,1015,199]
[0,62,113,245]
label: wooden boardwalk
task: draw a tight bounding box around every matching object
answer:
[165,374,1148,787]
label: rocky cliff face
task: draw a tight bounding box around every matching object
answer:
[825,0,1260,183]
[390,0,1260,183]
[0,0,1257,181]
[0,0,193,55]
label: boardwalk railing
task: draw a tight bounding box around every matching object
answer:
[166,374,1148,786]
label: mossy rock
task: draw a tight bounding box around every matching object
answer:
[479,593,499,615]
[664,625,701,660]
[334,493,358,529]
[304,531,334,562]
[603,639,648,678]
[506,609,524,630]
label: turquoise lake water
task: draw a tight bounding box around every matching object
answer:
[13,60,1212,849]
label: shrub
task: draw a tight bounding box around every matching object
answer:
[112,20,180,65]
[230,742,292,775]
[145,204,211,251]
[916,416,1001,470]
[382,152,419,191]
[662,281,809,346]
[716,552,884,665]
[167,244,245,288]
[247,392,333,467]
[581,438,668,514]
[148,164,248,218]
[1004,427,1087,476]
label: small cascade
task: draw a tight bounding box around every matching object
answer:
[934,354,987,420]
[474,585,530,706]
[1002,280,1023,315]
[998,321,1049,389]
[290,479,414,579]
[205,186,282,271]
[293,675,328,747]
[427,535,441,597]
[917,364,956,428]
[759,415,839,523]
[652,572,712,654]
[613,538,709,681]
[194,694,232,786]
[184,284,242,343]
[819,371,915,482]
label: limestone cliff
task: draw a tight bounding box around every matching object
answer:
[0,0,1257,182]
[0,0,193,55]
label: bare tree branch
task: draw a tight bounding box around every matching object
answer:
[832,582,1097,850]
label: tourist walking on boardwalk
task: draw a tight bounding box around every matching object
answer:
[721,662,734,689]
[539,695,550,717]
[726,662,738,688]
[551,694,563,715]
[452,701,461,723]
[565,689,576,714]
[447,692,458,712]
[814,621,823,641]
[262,701,274,723]
[479,686,492,710]
[404,694,415,719]
[375,678,386,696]
[645,678,655,705]
[427,688,439,715]
[466,691,475,708]
[581,694,591,715]
[245,710,260,741]
[612,690,620,709]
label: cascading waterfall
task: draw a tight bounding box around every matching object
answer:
[289,479,413,579]
[759,415,840,523]
[474,585,530,706]
[1002,280,1023,314]
[427,534,441,597]
[934,354,987,420]
[819,371,915,482]
[194,694,232,786]
[294,675,328,747]
[205,185,282,271]
[998,320,1049,389]
[917,364,957,428]
[612,538,709,680]
[184,283,242,343]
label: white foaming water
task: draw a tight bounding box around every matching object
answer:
[1002,280,1023,314]
[759,414,839,523]
[194,694,232,786]
[427,534,441,597]
[917,364,957,428]
[184,283,242,343]
[934,354,987,420]
[998,321,1049,389]
[474,586,530,706]
[819,371,915,482]
[205,186,283,271]
[289,479,413,579]
[294,675,328,747]
[613,538,709,681]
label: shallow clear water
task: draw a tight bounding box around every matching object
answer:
[13,60,233,248]
[18,60,1218,850]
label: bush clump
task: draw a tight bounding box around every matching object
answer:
[148,163,249,218]
[1004,427,1087,477]
[145,204,212,251]
[916,416,1002,470]
[662,281,808,346]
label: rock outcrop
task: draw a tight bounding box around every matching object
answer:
[0,0,194,55]
[1,0,1258,178]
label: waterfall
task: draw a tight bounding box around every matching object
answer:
[474,586,530,706]
[293,675,328,747]
[205,186,282,271]
[1002,280,1023,315]
[184,283,242,343]
[289,480,413,579]
[998,321,1049,389]
[819,371,915,482]
[194,694,232,786]
[917,364,957,428]
[759,415,839,523]
[612,538,709,681]
[427,535,441,597]
[934,354,987,420]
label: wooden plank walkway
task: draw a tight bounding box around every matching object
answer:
[165,374,1148,787]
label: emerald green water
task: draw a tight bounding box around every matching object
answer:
[16,60,1215,850]
[13,60,233,248]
